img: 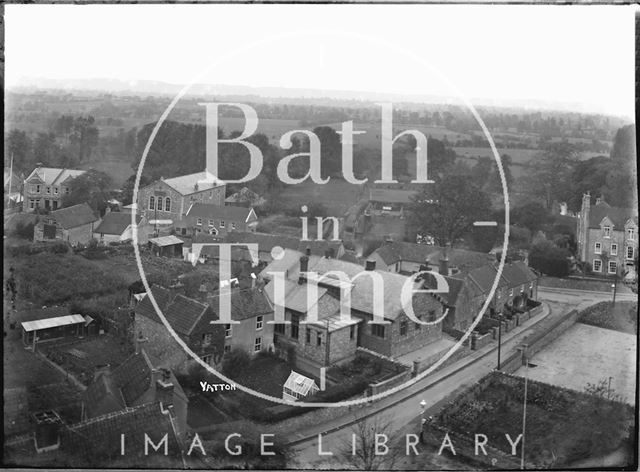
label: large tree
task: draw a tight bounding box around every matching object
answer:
[62,169,113,214]
[409,174,492,246]
[523,142,579,209]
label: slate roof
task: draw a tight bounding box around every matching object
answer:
[186,202,256,222]
[135,286,213,336]
[50,203,99,229]
[369,188,416,204]
[162,171,224,195]
[94,212,142,235]
[84,349,187,419]
[588,202,637,229]
[207,288,272,321]
[25,166,86,186]
[61,402,181,459]
[262,249,443,321]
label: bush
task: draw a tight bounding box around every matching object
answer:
[221,349,252,380]
[529,240,571,277]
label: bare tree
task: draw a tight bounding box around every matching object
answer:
[338,414,403,470]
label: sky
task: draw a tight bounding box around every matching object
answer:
[5,4,637,118]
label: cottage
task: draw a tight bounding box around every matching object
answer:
[261,249,445,377]
[136,171,226,230]
[369,241,493,275]
[133,285,226,370]
[23,166,86,212]
[176,203,258,237]
[83,348,188,439]
[33,203,100,245]
[576,193,638,281]
[206,287,274,356]
[93,211,150,244]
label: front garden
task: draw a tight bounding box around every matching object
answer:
[578,300,637,335]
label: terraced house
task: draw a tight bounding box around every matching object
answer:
[577,193,638,281]
[175,202,258,237]
[22,165,86,212]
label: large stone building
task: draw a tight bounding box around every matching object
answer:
[136,171,226,231]
[23,166,86,212]
[33,203,100,245]
[576,193,638,280]
[260,249,445,377]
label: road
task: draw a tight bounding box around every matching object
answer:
[289,286,637,468]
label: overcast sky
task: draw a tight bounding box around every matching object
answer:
[5,4,637,118]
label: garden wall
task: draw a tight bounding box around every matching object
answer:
[367,369,411,396]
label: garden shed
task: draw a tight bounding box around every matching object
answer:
[282,371,319,401]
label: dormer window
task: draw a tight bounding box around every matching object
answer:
[603,226,611,238]
[627,228,636,241]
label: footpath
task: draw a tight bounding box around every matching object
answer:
[285,302,554,446]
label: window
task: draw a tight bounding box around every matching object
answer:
[594,242,602,254]
[306,328,311,343]
[64,187,70,194]
[36,184,41,193]
[608,261,617,274]
[611,244,618,256]
[254,337,262,352]
[208,219,215,227]
[627,246,634,260]
[627,228,635,241]
[509,288,514,297]
[603,226,611,238]
[593,259,602,272]
[165,197,171,212]
[202,355,212,365]
[220,221,226,228]
[30,184,36,193]
[156,197,163,210]
[46,186,51,194]
[196,218,203,226]
[316,332,322,346]
[149,196,155,210]
[428,310,436,322]
[399,320,408,336]
[224,324,232,338]
[256,315,263,330]
[29,199,35,209]
[371,324,385,338]
[202,333,213,346]
[350,325,355,340]
[224,345,231,353]
[53,187,59,194]
[274,323,285,335]
[291,314,299,340]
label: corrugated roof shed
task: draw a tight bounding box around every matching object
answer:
[21,314,86,332]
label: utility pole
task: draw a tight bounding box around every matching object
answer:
[520,344,528,470]
[497,314,503,370]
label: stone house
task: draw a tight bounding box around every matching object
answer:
[576,193,638,280]
[83,348,188,440]
[133,286,226,370]
[260,249,445,377]
[206,287,275,356]
[175,203,258,238]
[33,202,100,245]
[136,171,226,232]
[93,211,151,244]
[23,166,86,212]
[430,261,539,332]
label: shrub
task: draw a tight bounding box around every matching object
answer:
[221,349,252,380]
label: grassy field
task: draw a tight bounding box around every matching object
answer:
[277,179,364,216]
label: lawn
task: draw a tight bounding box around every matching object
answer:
[436,371,635,468]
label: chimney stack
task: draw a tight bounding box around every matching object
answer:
[365,260,376,271]
[93,364,111,381]
[155,368,174,407]
[251,272,257,289]
[299,249,310,285]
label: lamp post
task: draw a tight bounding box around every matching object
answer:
[419,399,427,443]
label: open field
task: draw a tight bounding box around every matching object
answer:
[515,322,636,402]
